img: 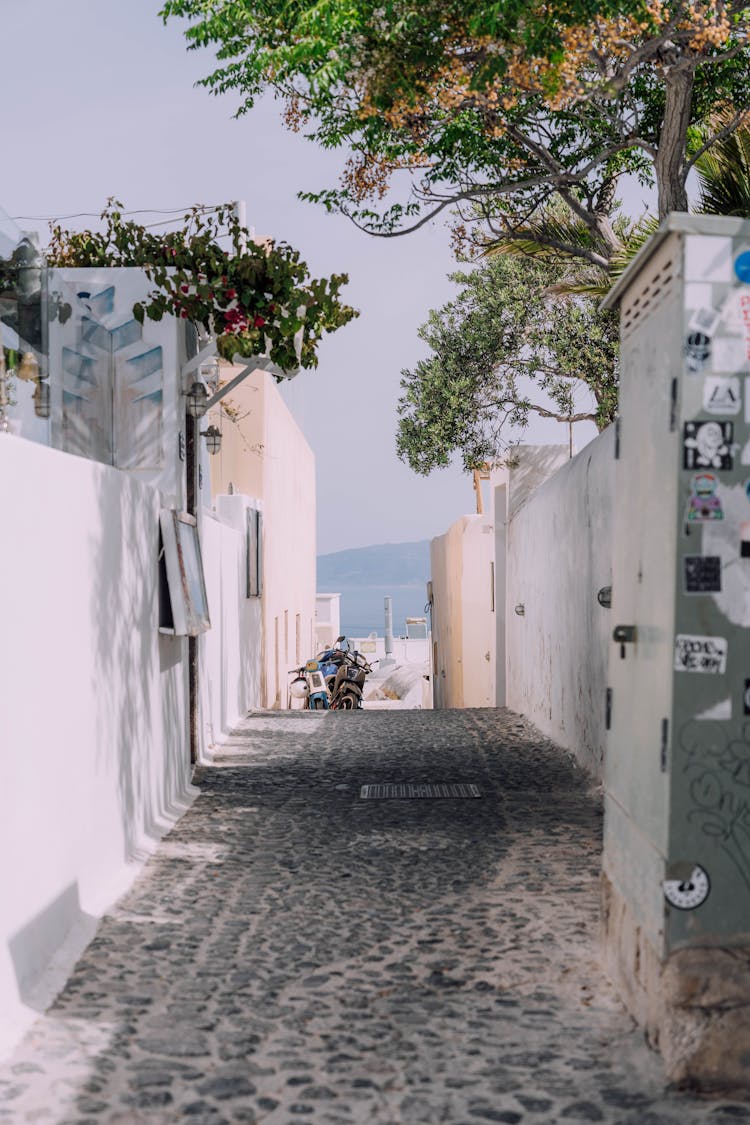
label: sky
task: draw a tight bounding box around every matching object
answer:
[0,0,651,553]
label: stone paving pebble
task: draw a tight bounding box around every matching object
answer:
[1,707,749,1124]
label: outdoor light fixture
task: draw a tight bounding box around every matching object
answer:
[200,424,222,455]
[185,380,210,419]
[33,379,50,419]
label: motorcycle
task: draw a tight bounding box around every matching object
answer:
[289,636,375,710]
[328,649,374,710]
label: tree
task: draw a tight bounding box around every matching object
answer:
[396,254,619,474]
[162,0,750,270]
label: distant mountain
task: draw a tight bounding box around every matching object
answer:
[317,540,431,637]
[317,540,431,588]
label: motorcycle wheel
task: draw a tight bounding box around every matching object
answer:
[338,694,356,710]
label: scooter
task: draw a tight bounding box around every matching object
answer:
[288,659,331,709]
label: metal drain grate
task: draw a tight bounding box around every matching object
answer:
[360,783,481,799]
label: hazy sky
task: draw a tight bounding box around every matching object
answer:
[0,0,651,552]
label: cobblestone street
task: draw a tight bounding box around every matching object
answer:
[2,708,748,1124]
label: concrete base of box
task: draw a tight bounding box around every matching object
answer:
[601,873,750,1092]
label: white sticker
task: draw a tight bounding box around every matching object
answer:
[703,375,741,415]
[663,865,710,910]
[742,439,750,466]
[690,306,721,337]
[674,634,728,674]
[695,697,732,720]
[713,337,748,372]
[746,376,750,423]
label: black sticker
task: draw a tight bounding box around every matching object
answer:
[741,523,750,559]
[745,680,750,717]
[683,420,733,471]
[684,555,722,593]
[685,331,711,372]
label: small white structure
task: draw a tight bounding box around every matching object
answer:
[315,592,341,652]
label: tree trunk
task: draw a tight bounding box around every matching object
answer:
[655,63,695,220]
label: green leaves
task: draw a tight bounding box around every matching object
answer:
[46,200,357,373]
[396,254,618,474]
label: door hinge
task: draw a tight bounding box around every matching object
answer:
[669,377,678,432]
[614,417,621,460]
[660,718,669,772]
[605,687,613,731]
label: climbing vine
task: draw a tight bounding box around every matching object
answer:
[46,200,358,373]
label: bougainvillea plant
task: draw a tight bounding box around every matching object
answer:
[46,200,358,373]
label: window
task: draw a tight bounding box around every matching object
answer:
[247,507,263,597]
[159,509,211,636]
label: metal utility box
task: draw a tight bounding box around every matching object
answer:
[602,215,750,1087]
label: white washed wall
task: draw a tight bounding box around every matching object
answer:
[199,494,262,754]
[0,436,196,1055]
[505,427,615,775]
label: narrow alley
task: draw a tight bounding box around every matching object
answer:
[1,710,746,1124]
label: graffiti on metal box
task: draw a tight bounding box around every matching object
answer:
[683,421,733,471]
[680,721,750,891]
[674,634,728,674]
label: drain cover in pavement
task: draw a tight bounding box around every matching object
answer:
[360,783,481,799]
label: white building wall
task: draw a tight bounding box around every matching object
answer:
[198,494,263,755]
[315,593,341,651]
[0,436,196,1055]
[505,428,615,775]
[261,378,316,706]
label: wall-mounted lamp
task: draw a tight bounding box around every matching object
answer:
[185,380,210,419]
[200,424,222,455]
[33,379,50,419]
[597,586,612,609]
[514,604,525,616]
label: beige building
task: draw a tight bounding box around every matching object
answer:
[209,363,316,708]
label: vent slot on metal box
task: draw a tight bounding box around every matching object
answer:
[621,255,675,340]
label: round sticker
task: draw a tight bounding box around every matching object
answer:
[735,251,750,284]
[663,865,710,910]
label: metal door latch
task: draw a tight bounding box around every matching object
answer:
[613,624,636,658]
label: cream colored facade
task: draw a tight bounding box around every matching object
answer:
[430,515,496,708]
[209,364,316,708]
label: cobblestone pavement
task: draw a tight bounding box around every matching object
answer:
[2,709,748,1124]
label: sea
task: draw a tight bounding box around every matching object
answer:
[338,585,429,639]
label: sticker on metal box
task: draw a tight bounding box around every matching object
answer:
[674,634,728,675]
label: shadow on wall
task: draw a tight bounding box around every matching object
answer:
[507,445,573,519]
[88,466,188,866]
[7,883,97,1013]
